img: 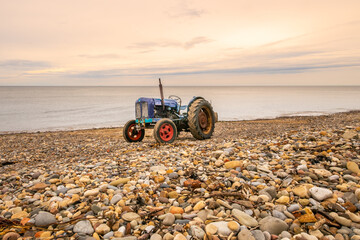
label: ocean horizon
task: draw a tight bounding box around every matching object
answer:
[1,85,360,133]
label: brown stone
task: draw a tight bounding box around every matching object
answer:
[293,185,311,198]
[276,196,290,204]
[154,175,165,183]
[295,208,317,223]
[11,211,29,220]
[110,178,130,186]
[31,182,48,191]
[168,191,179,199]
[169,206,184,214]
[224,160,242,169]
[183,179,202,188]
[3,232,21,240]
[227,221,240,231]
[347,161,360,174]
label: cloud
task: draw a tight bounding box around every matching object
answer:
[0,60,50,69]
[128,40,181,50]
[223,48,326,62]
[26,68,67,74]
[184,37,213,49]
[129,36,213,50]
[166,2,204,18]
[78,54,122,59]
[158,63,360,76]
[66,62,360,79]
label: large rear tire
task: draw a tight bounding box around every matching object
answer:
[123,120,145,142]
[188,98,215,140]
[154,118,177,144]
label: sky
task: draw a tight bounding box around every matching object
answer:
[1,0,360,86]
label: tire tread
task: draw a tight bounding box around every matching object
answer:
[188,99,215,140]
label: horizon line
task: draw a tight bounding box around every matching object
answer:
[1,85,360,87]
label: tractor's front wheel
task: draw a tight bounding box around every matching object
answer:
[154,119,177,144]
[123,120,145,142]
[188,98,215,140]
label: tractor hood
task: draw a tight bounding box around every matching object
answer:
[154,98,177,108]
[136,97,177,108]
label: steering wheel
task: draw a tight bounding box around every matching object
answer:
[168,95,182,112]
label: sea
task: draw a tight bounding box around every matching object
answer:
[0,86,360,133]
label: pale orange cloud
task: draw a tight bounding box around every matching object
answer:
[0,0,359,85]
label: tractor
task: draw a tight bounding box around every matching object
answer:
[123,79,217,143]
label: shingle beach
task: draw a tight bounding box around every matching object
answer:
[1,111,360,240]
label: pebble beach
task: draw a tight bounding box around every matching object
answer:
[1,111,360,240]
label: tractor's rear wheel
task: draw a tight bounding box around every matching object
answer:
[154,118,177,144]
[123,120,145,142]
[188,98,215,140]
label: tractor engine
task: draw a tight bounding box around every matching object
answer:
[135,97,178,119]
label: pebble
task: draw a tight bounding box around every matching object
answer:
[145,225,155,233]
[228,221,240,231]
[224,160,242,169]
[232,209,258,227]
[163,213,175,226]
[73,220,94,235]
[205,223,218,235]
[110,194,122,205]
[273,210,287,220]
[163,233,174,240]
[34,211,56,226]
[103,231,114,239]
[173,233,187,240]
[2,232,21,240]
[276,195,290,204]
[1,112,360,239]
[259,216,289,235]
[169,206,184,214]
[84,188,99,197]
[288,204,300,212]
[190,225,206,239]
[193,200,206,211]
[309,186,333,201]
[113,237,137,240]
[122,212,141,221]
[110,178,130,186]
[238,228,255,239]
[251,230,265,240]
[169,172,179,179]
[150,233,163,240]
[96,223,111,235]
[31,182,48,191]
[91,204,102,214]
[348,161,360,174]
[293,185,310,198]
[210,221,233,236]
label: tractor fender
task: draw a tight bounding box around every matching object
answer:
[187,96,205,112]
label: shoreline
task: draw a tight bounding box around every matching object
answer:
[1,109,359,136]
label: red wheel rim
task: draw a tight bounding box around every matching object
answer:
[159,123,174,142]
[127,124,142,141]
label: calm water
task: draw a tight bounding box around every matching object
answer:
[0,86,360,133]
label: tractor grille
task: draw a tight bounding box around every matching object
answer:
[135,102,149,118]
[141,102,148,117]
[136,102,141,118]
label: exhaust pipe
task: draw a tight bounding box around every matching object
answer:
[159,78,165,111]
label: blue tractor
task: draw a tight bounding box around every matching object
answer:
[123,79,217,143]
